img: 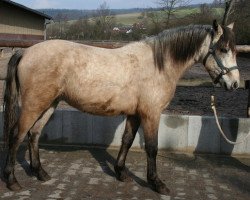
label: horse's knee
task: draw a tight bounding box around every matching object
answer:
[120,115,140,147]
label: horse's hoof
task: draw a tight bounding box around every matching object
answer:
[149,179,170,195]
[7,181,22,191]
[37,169,51,181]
[114,166,132,182]
[155,184,170,195]
[118,172,133,182]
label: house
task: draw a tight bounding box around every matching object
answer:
[0,0,52,41]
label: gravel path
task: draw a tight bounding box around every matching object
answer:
[0,146,249,200]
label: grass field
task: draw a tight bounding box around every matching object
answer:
[49,7,224,28]
[114,7,223,26]
[115,12,142,25]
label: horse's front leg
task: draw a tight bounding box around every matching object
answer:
[141,112,170,195]
[115,114,141,181]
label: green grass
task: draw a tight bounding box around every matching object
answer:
[174,7,200,18]
[115,13,142,25]
[49,7,224,28]
[62,13,142,26]
[212,7,224,15]
[113,8,200,26]
[116,8,223,25]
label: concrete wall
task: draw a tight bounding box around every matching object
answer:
[0,110,249,155]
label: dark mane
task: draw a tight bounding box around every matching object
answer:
[146,25,213,70]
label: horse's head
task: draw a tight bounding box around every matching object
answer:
[203,20,240,91]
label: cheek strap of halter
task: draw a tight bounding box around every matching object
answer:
[203,36,239,84]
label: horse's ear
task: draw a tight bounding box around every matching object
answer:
[217,24,223,36]
[213,19,223,36]
[213,19,218,31]
[227,22,234,30]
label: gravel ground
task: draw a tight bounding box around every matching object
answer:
[165,56,250,118]
[0,146,249,200]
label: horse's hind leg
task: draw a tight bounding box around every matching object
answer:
[141,112,170,195]
[4,108,48,191]
[114,114,140,181]
[28,102,58,181]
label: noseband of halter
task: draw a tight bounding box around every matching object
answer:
[203,30,239,84]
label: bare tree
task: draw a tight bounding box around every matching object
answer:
[156,0,190,27]
[94,2,116,39]
[54,13,68,39]
[222,0,235,25]
[200,3,212,16]
[228,0,250,44]
[146,9,163,34]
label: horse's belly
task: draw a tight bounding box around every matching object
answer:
[74,102,136,116]
[63,76,138,116]
[64,94,137,116]
[81,105,124,116]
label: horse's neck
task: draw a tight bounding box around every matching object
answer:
[165,34,211,82]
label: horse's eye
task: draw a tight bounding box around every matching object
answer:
[220,48,228,53]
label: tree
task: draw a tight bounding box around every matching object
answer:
[222,0,235,25]
[227,0,250,44]
[186,3,215,25]
[54,13,68,39]
[146,9,164,34]
[156,0,190,27]
[93,2,116,40]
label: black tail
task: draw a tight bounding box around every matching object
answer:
[3,50,23,147]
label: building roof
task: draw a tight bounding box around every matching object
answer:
[2,0,52,20]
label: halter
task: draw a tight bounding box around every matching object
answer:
[203,31,239,84]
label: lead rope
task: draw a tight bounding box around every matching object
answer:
[211,95,250,145]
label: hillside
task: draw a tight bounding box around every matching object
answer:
[44,3,231,42]
[39,8,160,21]
[38,3,212,22]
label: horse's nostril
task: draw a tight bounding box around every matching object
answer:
[231,82,239,90]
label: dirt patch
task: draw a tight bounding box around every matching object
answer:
[166,86,248,118]
[168,56,250,118]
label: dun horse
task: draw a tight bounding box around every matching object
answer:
[3,20,239,194]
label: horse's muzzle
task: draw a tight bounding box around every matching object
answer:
[231,81,239,90]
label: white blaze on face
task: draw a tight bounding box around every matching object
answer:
[205,22,240,91]
[220,23,240,90]
[219,46,240,90]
